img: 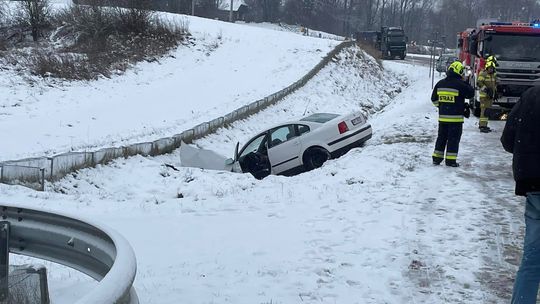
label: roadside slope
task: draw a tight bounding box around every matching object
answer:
[1,55,520,303]
[0,13,338,161]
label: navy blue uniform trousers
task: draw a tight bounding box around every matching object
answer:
[433,122,463,165]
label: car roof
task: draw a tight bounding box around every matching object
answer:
[300,113,341,123]
[243,113,342,143]
[268,113,341,129]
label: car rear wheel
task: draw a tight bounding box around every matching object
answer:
[303,147,331,171]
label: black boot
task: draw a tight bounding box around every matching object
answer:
[446,161,459,167]
[432,157,443,165]
[479,126,492,133]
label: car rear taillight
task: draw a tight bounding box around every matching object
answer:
[338,121,349,134]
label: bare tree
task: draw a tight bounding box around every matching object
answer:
[17,0,50,41]
[245,0,281,22]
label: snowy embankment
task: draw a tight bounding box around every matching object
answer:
[2,52,521,303]
[0,12,338,162]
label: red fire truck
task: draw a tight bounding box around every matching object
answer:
[457,21,540,116]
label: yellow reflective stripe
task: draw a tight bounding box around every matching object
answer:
[433,150,444,158]
[479,118,489,121]
[439,115,464,123]
[479,93,487,97]
[437,90,459,97]
[445,155,458,160]
[439,118,464,123]
[438,88,459,94]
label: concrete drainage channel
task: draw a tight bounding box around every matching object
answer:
[0,204,138,304]
[0,41,355,191]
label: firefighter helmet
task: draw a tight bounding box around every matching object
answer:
[448,61,465,76]
[486,55,499,66]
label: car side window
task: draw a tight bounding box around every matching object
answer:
[269,125,295,148]
[297,124,310,136]
[239,133,267,158]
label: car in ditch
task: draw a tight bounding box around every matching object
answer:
[226,112,372,179]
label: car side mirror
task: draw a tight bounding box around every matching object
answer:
[225,158,234,165]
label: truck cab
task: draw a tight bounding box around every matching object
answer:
[380,27,407,60]
[459,22,540,115]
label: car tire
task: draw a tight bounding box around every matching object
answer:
[303,147,331,171]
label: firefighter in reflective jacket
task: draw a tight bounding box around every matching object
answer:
[431,61,475,167]
[477,60,497,133]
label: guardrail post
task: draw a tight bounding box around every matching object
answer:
[40,169,45,192]
[0,221,9,302]
[48,157,54,181]
[37,267,50,304]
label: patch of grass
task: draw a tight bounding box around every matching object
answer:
[1,1,190,80]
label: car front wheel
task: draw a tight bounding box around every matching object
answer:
[303,147,331,171]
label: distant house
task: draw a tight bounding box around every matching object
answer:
[216,0,249,22]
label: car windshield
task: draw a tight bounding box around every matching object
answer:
[239,134,266,158]
[484,33,540,61]
[301,113,339,123]
[388,30,405,42]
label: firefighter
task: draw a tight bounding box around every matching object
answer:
[477,60,498,133]
[431,61,475,167]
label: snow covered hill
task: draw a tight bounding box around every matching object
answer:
[1,45,521,303]
[0,12,339,161]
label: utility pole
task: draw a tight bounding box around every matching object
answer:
[229,0,233,22]
[191,0,195,16]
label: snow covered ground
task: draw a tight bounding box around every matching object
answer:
[1,46,523,303]
[244,22,344,41]
[0,11,338,162]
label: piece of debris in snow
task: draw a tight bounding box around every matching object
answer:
[164,163,180,171]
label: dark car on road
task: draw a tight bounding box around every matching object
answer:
[436,54,459,72]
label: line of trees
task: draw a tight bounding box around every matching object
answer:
[5,0,539,47]
[242,0,540,46]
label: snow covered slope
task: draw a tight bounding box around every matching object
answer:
[1,49,521,303]
[0,12,339,161]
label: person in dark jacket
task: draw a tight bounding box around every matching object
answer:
[431,61,475,167]
[501,85,540,304]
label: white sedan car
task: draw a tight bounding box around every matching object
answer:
[227,112,372,179]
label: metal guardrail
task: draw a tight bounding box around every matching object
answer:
[0,40,356,190]
[0,204,138,304]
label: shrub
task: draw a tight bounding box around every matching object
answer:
[2,1,189,80]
